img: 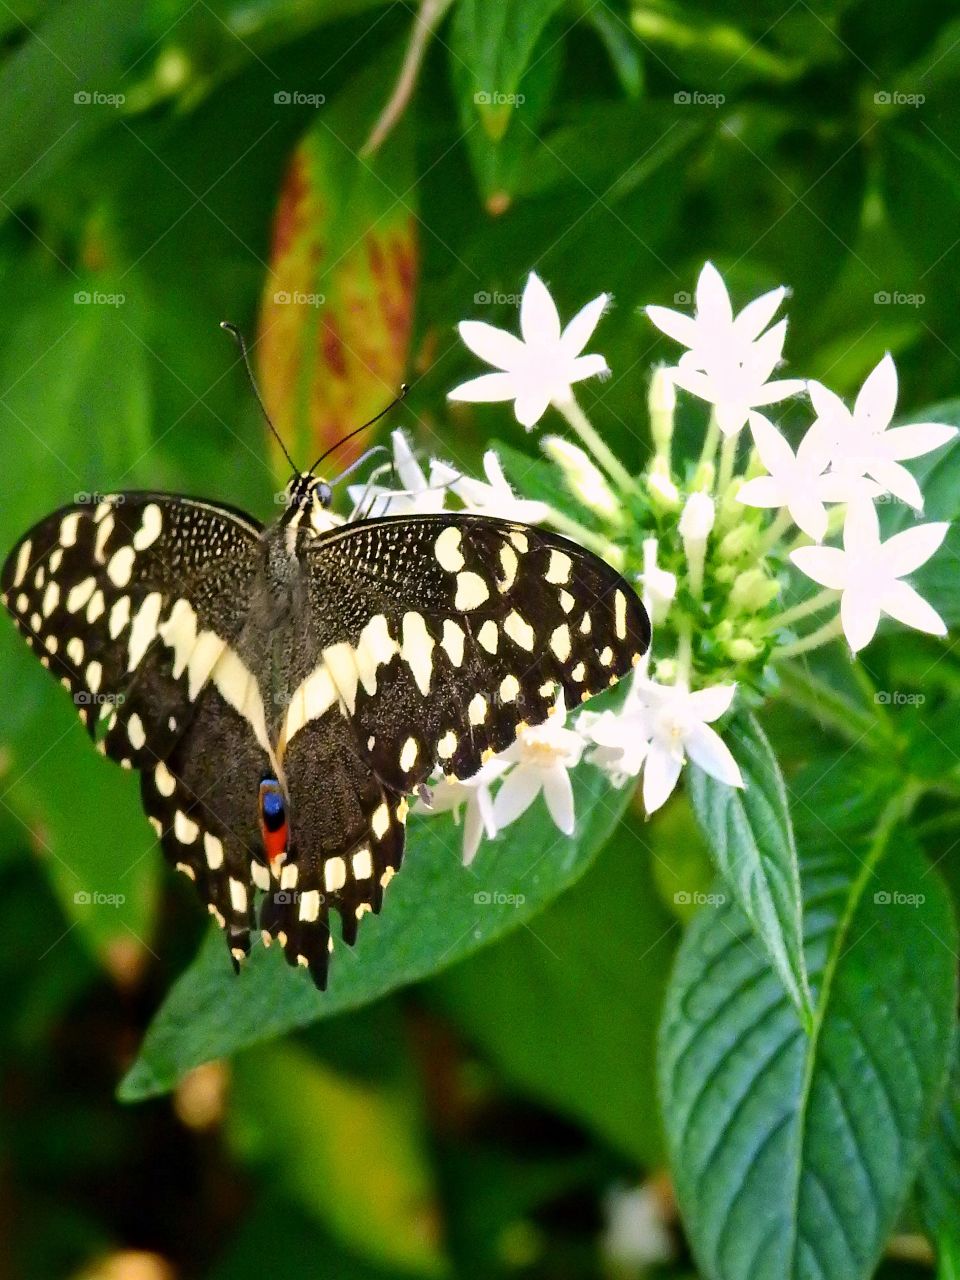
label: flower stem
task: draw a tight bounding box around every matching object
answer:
[716,431,738,495]
[556,396,637,494]
[767,588,840,632]
[696,410,721,479]
[675,618,693,684]
[545,508,618,559]
[776,614,844,658]
[757,508,794,557]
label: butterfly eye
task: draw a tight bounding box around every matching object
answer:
[316,481,333,509]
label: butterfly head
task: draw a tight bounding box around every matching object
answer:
[282,472,333,532]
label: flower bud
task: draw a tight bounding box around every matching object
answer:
[648,366,676,456]
[730,568,780,612]
[542,435,621,520]
[640,537,677,623]
[718,523,758,560]
[679,491,715,542]
[646,462,681,512]
[725,636,761,662]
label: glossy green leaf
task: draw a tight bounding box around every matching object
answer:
[256,72,417,472]
[426,806,677,1164]
[119,762,634,1099]
[687,713,813,1028]
[229,1042,444,1273]
[660,806,957,1280]
[917,1030,960,1248]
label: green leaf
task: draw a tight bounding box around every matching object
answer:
[426,806,678,1164]
[660,803,957,1280]
[449,0,566,143]
[917,1030,960,1248]
[119,762,634,1099]
[256,68,417,472]
[687,713,813,1028]
[229,1042,444,1273]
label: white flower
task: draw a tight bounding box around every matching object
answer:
[808,353,957,510]
[416,758,511,865]
[492,700,584,835]
[583,678,743,814]
[678,490,715,542]
[791,497,949,653]
[639,537,676,624]
[646,262,804,436]
[429,450,549,524]
[348,430,447,517]
[737,411,853,541]
[448,272,610,429]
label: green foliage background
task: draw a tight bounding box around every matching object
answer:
[3,1,960,1278]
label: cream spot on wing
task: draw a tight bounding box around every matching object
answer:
[440,619,465,667]
[15,593,27,613]
[60,514,81,548]
[509,530,529,553]
[127,713,146,751]
[210,647,272,757]
[299,889,321,922]
[44,634,58,654]
[93,513,114,564]
[356,614,397,695]
[546,550,572,585]
[498,544,518,591]
[48,548,63,573]
[500,674,520,703]
[579,612,591,635]
[324,856,347,892]
[133,503,162,551]
[438,729,458,759]
[401,611,435,696]
[127,592,163,672]
[42,580,60,617]
[187,630,225,700]
[155,762,176,797]
[400,736,419,772]
[372,803,390,840]
[468,693,487,725]
[158,598,197,678]
[229,878,247,914]
[455,571,489,611]
[107,546,135,588]
[381,866,396,888]
[176,861,195,880]
[396,797,409,824]
[559,589,575,614]
[30,612,42,632]
[204,832,224,870]
[67,576,96,614]
[352,847,373,880]
[86,590,105,624]
[66,636,84,666]
[33,566,44,589]
[86,660,102,693]
[477,620,498,654]
[322,641,359,715]
[571,661,586,682]
[11,537,31,586]
[174,810,199,844]
[434,526,465,572]
[149,817,163,837]
[251,862,270,891]
[550,623,571,663]
[504,610,534,651]
[109,594,131,640]
[281,863,298,889]
[614,590,627,640]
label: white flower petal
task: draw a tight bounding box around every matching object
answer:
[882,521,950,577]
[796,417,834,473]
[686,683,737,722]
[732,285,787,342]
[736,475,784,509]
[457,320,526,370]
[390,430,429,494]
[666,365,715,402]
[567,352,609,383]
[715,401,750,436]
[561,293,609,356]
[514,388,552,429]
[748,411,796,476]
[854,352,897,428]
[807,379,849,425]
[462,799,486,865]
[747,377,807,406]
[746,318,788,382]
[841,587,881,653]
[695,261,733,329]
[883,422,958,461]
[879,579,947,637]
[520,271,561,345]
[791,545,849,589]
[645,304,700,348]
[866,458,924,510]
[492,767,542,829]
[542,768,576,834]
[684,722,744,788]
[642,744,684,814]
[447,371,519,404]
[843,497,880,554]
[788,493,829,542]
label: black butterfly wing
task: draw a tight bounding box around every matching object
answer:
[267,513,650,982]
[1,494,272,952]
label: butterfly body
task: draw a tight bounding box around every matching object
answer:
[2,473,650,988]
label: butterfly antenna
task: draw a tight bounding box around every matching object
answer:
[309,384,409,475]
[220,321,298,475]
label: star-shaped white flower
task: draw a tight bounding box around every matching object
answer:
[415,758,511,865]
[646,262,804,435]
[492,700,584,835]
[808,353,957,510]
[791,498,948,653]
[737,411,854,541]
[348,429,447,517]
[448,272,610,429]
[429,449,549,524]
[583,678,743,814]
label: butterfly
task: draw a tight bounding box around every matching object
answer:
[0,356,650,989]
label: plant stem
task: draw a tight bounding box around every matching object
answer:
[767,588,840,632]
[757,508,794,557]
[556,396,637,494]
[546,508,618,559]
[696,410,721,478]
[776,614,844,658]
[716,430,738,495]
[675,619,693,684]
